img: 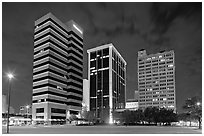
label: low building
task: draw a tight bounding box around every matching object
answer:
[125,99,139,111]
[19,105,32,115]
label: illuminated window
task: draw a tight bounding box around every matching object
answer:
[168,64,174,67]
[153,99,158,101]
[160,59,165,62]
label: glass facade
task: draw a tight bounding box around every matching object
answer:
[88,44,126,123]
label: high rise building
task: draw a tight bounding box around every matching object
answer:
[32,13,83,124]
[137,49,176,111]
[87,43,127,123]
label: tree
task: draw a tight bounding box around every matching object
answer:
[68,114,77,122]
[183,96,202,129]
[144,107,155,124]
[178,113,194,126]
[99,107,110,123]
[122,110,132,125]
[86,111,97,123]
[132,109,145,124]
[151,107,160,125]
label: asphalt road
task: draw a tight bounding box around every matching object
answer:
[2,125,202,134]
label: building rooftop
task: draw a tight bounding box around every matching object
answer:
[87,43,127,65]
[138,49,174,58]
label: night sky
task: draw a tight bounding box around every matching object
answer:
[2,2,202,113]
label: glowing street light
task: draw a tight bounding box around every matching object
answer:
[6,73,14,133]
[196,102,201,106]
[7,73,14,80]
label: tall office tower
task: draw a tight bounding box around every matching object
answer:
[87,43,127,123]
[137,50,176,111]
[32,13,83,124]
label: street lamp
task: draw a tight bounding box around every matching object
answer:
[6,73,14,133]
[196,102,201,106]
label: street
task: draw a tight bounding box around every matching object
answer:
[2,125,202,134]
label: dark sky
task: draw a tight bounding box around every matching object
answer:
[2,2,202,113]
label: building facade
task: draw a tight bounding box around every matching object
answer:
[19,105,32,115]
[125,99,139,111]
[134,90,139,101]
[32,13,83,124]
[82,79,90,111]
[2,95,7,113]
[87,43,127,123]
[137,50,176,111]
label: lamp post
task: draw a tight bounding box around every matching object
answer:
[26,105,30,124]
[6,73,14,134]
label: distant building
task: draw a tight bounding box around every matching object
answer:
[137,50,176,111]
[19,105,32,115]
[2,94,15,114]
[32,13,83,124]
[87,43,127,123]
[125,99,139,111]
[134,90,139,100]
[2,95,7,113]
[83,79,90,111]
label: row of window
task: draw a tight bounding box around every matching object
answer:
[139,65,174,71]
[139,78,174,84]
[139,57,173,64]
[139,97,174,102]
[139,93,174,98]
[139,89,174,94]
[34,35,83,57]
[139,80,174,84]
[138,61,173,68]
[139,69,174,75]
[90,57,109,69]
[32,91,82,100]
[34,53,83,69]
[34,59,83,74]
[33,68,82,84]
[33,75,82,88]
[33,83,83,95]
[139,76,174,82]
[138,53,174,62]
[35,17,83,42]
[33,98,81,107]
[36,107,66,114]
[35,23,67,42]
[139,101,175,106]
[139,86,174,92]
[90,48,109,59]
[112,50,125,68]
